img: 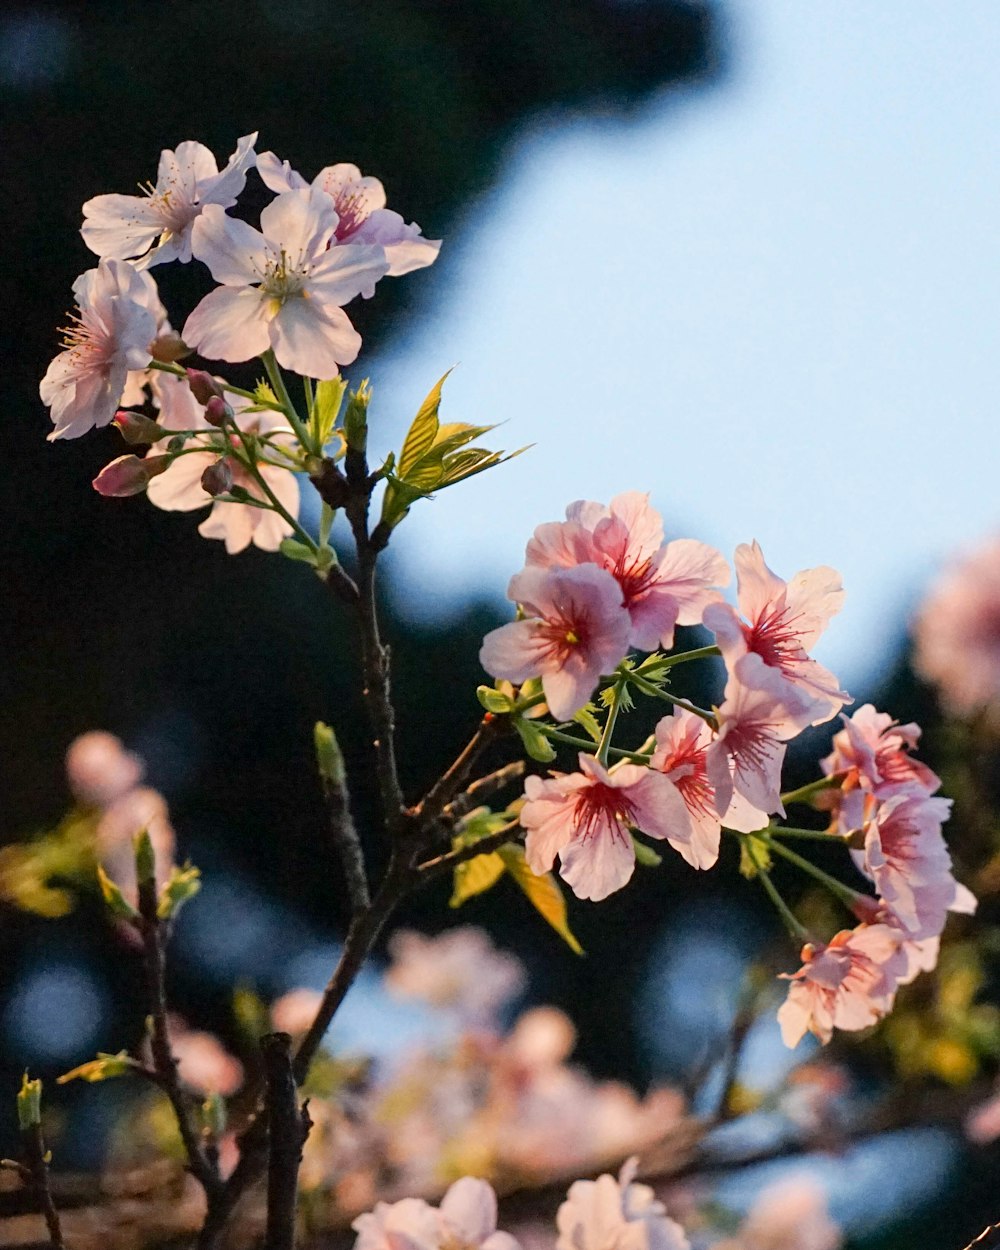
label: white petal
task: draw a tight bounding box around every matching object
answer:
[256,151,308,194]
[81,193,163,260]
[199,133,258,207]
[309,243,390,303]
[259,187,337,258]
[269,297,361,376]
[183,286,270,362]
[147,450,215,511]
[191,205,267,285]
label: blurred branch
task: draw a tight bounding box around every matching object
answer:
[263,1033,310,1250]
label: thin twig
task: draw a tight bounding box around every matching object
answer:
[417,821,521,881]
[20,1122,64,1250]
[961,1222,1000,1250]
[137,871,222,1203]
[443,761,526,823]
[415,716,507,826]
[262,1033,309,1250]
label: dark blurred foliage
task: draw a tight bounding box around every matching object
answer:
[0,0,721,1132]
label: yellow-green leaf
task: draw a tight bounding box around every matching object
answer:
[450,852,506,907]
[498,846,583,955]
[398,371,451,477]
[58,1051,134,1085]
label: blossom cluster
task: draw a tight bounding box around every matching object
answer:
[40,133,439,552]
[478,496,975,1047]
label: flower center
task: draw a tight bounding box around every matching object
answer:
[262,248,308,302]
[574,782,635,844]
[743,601,808,673]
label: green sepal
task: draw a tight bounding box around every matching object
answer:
[279,538,317,564]
[573,705,602,743]
[739,837,771,880]
[476,685,513,714]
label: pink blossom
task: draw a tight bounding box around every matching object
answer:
[438,1178,521,1250]
[480,565,631,722]
[93,453,172,497]
[271,988,323,1036]
[353,1197,442,1250]
[966,1087,1000,1145]
[81,134,258,268]
[184,188,388,377]
[385,927,526,1025]
[41,260,165,440]
[777,924,907,1048]
[65,731,143,808]
[168,1016,244,1096]
[857,792,974,937]
[257,152,441,280]
[706,654,820,818]
[703,541,848,725]
[505,1007,577,1072]
[520,753,691,901]
[651,710,723,869]
[524,492,729,651]
[556,1158,689,1250]
[913,533,1000,717]
[145,373,300,554]
[735,1176,841,1250]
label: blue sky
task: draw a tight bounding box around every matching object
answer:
[364,0,1000,692]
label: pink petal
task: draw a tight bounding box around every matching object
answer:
[183,286,270,363]
[269,297,361,376]
[191,206,267,286]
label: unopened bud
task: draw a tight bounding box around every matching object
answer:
[92,454,171,498]
[204,395,234,427]
[17,1073,42,1130]
[113,410,165,445]
[201,458,235,497]
[344,379,372,452]
[149,332,190,363]
[186,368,224,405]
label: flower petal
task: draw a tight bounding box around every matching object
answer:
[183,286,270,362]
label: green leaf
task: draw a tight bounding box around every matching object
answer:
[279,538,318,566]
[476,685,513,714]
[450,851,506,907]
[157,862,201,920]
[497,846,584,955]
[398,371,451,477]
[513,716,557,763]
[57,1051,135,1085]
[312,377,347,448]
[96,864,139,922]
[17,1074,42,1129]
[573,705,602,743]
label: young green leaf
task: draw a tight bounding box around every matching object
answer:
[497,846,584,955]
[513,716,557,763]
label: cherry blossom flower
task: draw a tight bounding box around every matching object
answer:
[257,151,441,280]
[777,924,907,1047]
[41,260,165,440]
[820,703,940,834]
[144,374,300,554]
[706,654,821,818]
[480,565,631,722]
[352,1180,520,1250]
[703,541,848,725]
[65,731,143,808]
[385,928,526,1026]
[556,1158,689,1250]
[81,134,257,268]
[524,492,729,651]
[168,1016,244,1096]
[913,533,1000,717]
[651,709,768,867]
[520,753,691,901]
[732,1176,841,1250]
[184,187,388,377]
[857,791,974,937]
[271,987,323,1036]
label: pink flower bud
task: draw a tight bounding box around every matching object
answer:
[186,368,224,405]
[204,395,234,427]
[201,457,235,497]
[93,454,172,497]
[149,332,190,363]
[113,410,165,445]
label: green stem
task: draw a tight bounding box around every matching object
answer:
[624,668,717,727]
[534,723,651,763]
[780,775,844,807]
[596,675,628,766]
[261,350,313,453]
[303,376,315,418]
[638,644,721,674]
[769,825,848,844]
[227,427,320,554]
[147,360,284,411]
[745,838,811,942]
[762,834,863,911]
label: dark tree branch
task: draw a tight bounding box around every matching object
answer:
[263,1033,310,1250]
[20,1121,64,1250]
[416,821,521,881]
[443,761,526,824]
